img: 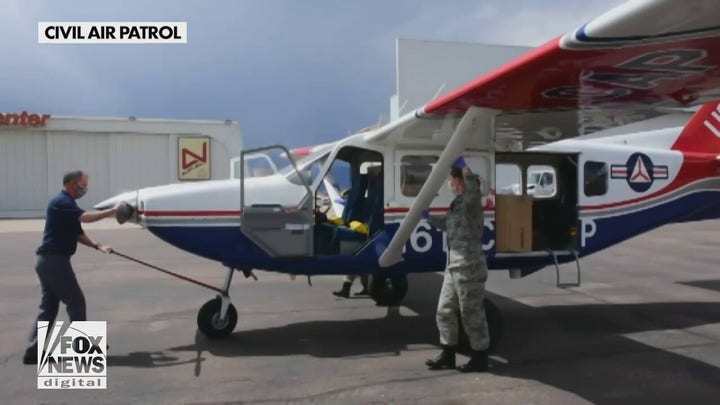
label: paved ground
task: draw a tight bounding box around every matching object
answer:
[2,218,720,404]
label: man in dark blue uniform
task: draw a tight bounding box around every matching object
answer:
[22,170,121,365]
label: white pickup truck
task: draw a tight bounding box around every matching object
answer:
[501,169,555,197]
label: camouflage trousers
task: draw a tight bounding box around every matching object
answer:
[436,264,490,351]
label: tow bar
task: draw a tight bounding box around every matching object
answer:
[110,250,249,338]
[111,250,228,294]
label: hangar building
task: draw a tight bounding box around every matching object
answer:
[0,112,241,218]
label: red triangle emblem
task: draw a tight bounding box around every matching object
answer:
[182,142,207,170]
[630,157,651,183]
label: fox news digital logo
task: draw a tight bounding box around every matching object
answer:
[37,321,107,389]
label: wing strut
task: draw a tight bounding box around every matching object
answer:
[378,106,497,267]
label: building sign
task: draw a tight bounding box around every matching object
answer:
[178,136,210,180]
[0,111,51,126]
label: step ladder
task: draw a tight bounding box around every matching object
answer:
[549,250,581,288]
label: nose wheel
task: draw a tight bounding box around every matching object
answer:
[196,266,239,338]
[197,296,238,338]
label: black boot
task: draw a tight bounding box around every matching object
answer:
[354,287,368,296]
[457,350,489,372]
[425,345,456,370]
[332,281,352,298]
[22,349,46,365]
[22,352,37,365]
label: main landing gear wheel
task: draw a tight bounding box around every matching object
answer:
[458,298,503,352]
[367,273,408,306]
[197,296,238,338]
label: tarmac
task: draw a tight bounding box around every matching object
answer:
[1,218,720,404]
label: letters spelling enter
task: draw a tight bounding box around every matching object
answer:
[44,25,182,40]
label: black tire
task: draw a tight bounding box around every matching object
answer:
[197,297,238,338]
[458,298,503,352]
[367,273,408,306]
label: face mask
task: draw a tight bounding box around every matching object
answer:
[76,184,88,198]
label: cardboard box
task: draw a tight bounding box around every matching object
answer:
[495,194,533,252]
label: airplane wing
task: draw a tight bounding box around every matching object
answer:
[373,0,720,267]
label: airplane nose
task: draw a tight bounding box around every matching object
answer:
[94,190,139,224]
[115,201,136,224]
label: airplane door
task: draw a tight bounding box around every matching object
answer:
[495,151,579,252]
[239,145,314,257]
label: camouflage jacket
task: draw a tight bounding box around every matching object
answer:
[428,172,486,269]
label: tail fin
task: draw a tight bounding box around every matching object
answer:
[671,101,720,153]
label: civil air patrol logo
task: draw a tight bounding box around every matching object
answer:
[610,152,668,192]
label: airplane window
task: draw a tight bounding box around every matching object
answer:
[400,155,438,197]
[526,165,556,198]
[584,161,608,197]
[496,163,521,195]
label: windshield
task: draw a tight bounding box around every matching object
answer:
[232,149,294,179]
[232,146,332,181]
[282,149,331,186]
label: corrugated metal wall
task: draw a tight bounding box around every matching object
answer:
[108,133,170,198]
[47,131,111,210]
[0,131,48,212]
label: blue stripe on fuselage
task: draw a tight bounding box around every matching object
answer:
[146,190,720,276]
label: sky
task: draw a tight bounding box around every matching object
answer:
[0,0,627,150]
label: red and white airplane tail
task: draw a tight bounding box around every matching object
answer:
[672,101,720,153]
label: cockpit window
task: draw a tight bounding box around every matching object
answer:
[283,149,331,186]
[584,161,608,197]
[231,145,333,182]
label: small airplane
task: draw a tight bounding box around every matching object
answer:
[96,0,720,349]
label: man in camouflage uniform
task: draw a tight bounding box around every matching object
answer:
[424,156,490,372]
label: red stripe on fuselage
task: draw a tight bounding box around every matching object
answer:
[139,210,242,217]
